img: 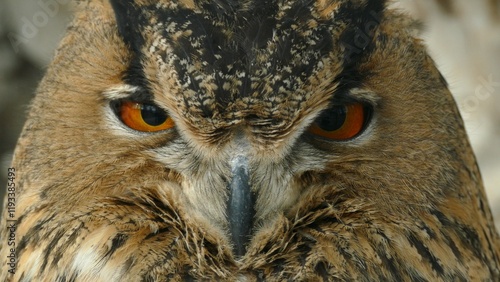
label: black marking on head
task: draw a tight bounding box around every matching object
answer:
[110,0,146,51]
[124,59,155,97]
[110,0,154,98]
[333,0,385,99]
[109,0,390,124]
[338,0,385,66]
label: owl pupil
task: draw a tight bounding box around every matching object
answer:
[141,104,168,126]
[316,106,347,131]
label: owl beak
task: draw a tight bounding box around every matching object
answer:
[227,154,256,258]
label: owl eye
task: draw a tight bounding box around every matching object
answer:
[117,101,175,132]
[307,103,367,140]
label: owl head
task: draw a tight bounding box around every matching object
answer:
[5,0,498,278]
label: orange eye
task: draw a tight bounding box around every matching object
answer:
[308,103,366,140]
[118,101,175,132]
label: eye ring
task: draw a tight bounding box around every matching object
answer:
[115,101,175,132]
[307,103,367,140]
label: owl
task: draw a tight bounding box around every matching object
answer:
[1,0,500,280]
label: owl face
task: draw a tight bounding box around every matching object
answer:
[106,0,381,253]
[99,0,460,255]
[22,0,451,248]
[6,0,499,278]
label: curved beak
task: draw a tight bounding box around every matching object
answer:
[227,155,256,257]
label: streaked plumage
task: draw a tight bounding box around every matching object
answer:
[1,0,499,280]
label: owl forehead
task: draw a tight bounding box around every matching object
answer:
[112,0,384,125]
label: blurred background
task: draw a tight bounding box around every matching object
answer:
[0,0,499,228]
